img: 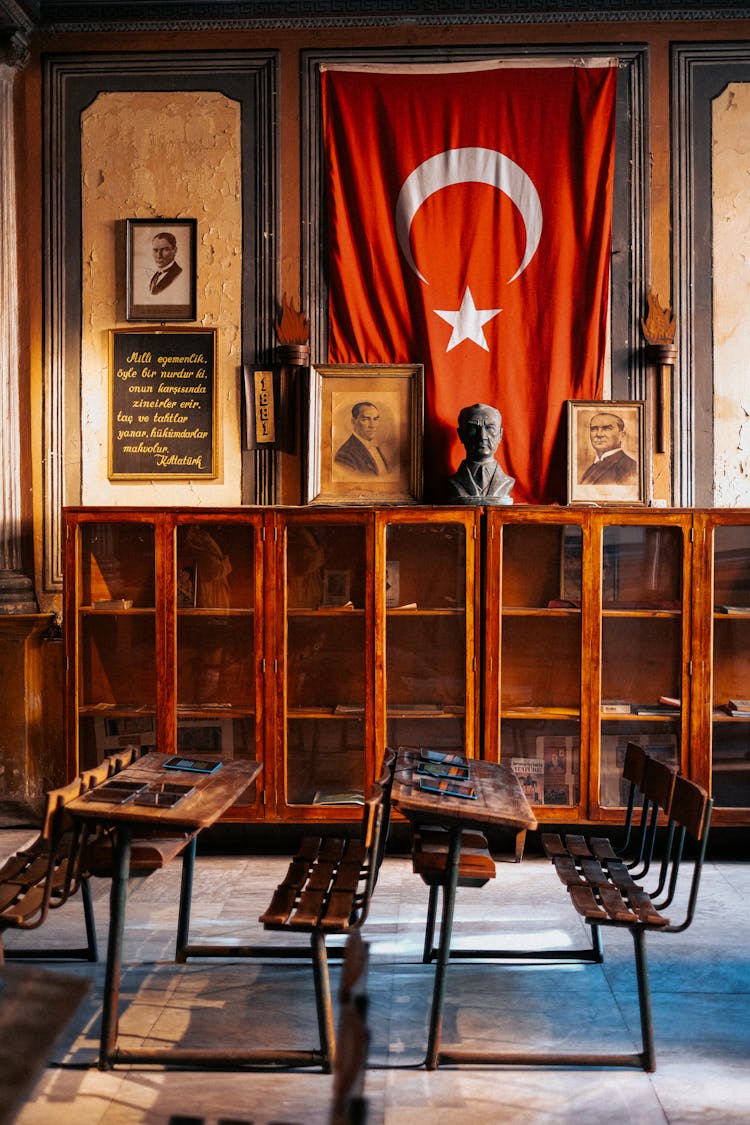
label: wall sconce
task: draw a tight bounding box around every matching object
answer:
[641,290,677,455]
[243,295,310,453]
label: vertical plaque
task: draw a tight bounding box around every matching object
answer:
[254,369,276,444]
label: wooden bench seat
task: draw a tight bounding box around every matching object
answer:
[174,748,396,1072]
[542,746,677,891]
[0,776,95,962]
[557,773,712,1070]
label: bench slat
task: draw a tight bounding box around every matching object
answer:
[259,884,299,926]
[321,890,357,930]
[289,888,328,927]
[568,884,609,921]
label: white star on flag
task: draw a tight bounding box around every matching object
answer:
[434,287,502,352]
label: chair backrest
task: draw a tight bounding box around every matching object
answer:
[616,742,649,858]
[40,777,85,841]
[79,761,111,791]
[352,782,385,930]
[109,746,140,773]
[630,753,677,879]
[373,747,397,872]
[31,776,87,914]
[658,774,712,930]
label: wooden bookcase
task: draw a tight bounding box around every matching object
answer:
[484,507,693,824]
[63,505,750,826]
[63,506,480,823]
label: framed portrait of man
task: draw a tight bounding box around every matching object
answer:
[567,400,648,505]
[305,363,424,504]
[126,217,197,321]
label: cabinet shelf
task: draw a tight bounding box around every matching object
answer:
[602,608,681,619]
[81,606,155,615]
[287,608,365,617]
[177,608,255,617]
[79,703,156,716]
[502,607,580,617]
[502,706,579,719]
[176,705,255,716]
[387,607,464,615]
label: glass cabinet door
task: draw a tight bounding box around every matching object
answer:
[596,518,686,811]
[708,521,750,812]
[173,517,262,810]
[381,512,477,754]
[279,514,371,812]
[492,514,584,814]
[72,517,158,771]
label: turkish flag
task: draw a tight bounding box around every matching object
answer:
[322,63,617,503]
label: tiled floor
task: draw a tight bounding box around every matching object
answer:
[3,829,750,1125]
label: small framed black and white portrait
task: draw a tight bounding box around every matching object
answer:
[126,218,197,322]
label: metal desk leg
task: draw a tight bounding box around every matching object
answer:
[98,825,132,1070]
[175,835,197,963]
[425,825,462,1070]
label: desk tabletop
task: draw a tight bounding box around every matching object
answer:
[68,752,262,830]
[392,749,537,834]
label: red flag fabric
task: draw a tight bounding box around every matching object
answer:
[322,63,617,503]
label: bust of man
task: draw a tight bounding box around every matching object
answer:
[447,403,514,506]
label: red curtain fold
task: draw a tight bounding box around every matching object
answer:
[323,63,617,504]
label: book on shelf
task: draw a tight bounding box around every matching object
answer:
[601,701,633,715]
[727,698,750,713]
[716,605,750,614]
[658,695,681,708]
[510,757,544,804]
[333,703,365,714]
[91,598,133,610]
[312,790,364,805]
[634,704,680,715]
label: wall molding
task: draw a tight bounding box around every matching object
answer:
[672,42,750,507]
[43,51,278,591]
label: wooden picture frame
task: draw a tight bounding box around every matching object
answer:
[305,363,423,504]
[566,400,648,505]
[126,217,197,321]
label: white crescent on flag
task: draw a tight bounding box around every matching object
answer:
[394,146,543,285]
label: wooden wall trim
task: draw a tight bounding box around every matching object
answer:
[42,50,279,591]
[672,42,750,508]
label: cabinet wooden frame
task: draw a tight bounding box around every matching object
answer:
[64,505,750,828]
[63,507,267,820]
[484,507,694,824]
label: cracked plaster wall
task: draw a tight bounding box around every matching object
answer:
[713,82,750,505]
[80,90,242,504]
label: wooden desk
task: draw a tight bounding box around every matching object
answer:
[392,750,537,1069]
[68,752,262,1070]
[0,963,90,1125]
